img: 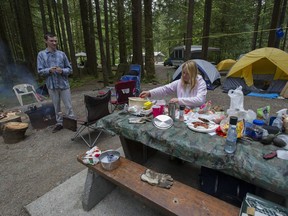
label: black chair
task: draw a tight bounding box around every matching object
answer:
[71,90,111,148]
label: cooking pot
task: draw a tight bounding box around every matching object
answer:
[99,150,121,171]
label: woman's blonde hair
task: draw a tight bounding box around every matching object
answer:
[181,60,199,91]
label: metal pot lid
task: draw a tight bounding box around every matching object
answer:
[152,115,173,129]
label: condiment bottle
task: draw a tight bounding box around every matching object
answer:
[179,105,185,121]
[224,116,238,154]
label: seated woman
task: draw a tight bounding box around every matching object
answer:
[139,60,207,108]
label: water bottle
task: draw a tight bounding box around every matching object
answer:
[224,116,238,154]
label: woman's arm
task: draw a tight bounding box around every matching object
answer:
[149,80,179,99]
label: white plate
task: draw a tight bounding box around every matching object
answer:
[187,121,218,133]
[153,115,173,129]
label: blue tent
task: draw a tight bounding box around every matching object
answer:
[172,59,221,90]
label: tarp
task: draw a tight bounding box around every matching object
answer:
[173,59,221,90]
[75,52,86,57]
[216,59,236,71]
[226,47,288,87]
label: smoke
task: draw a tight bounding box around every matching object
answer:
[0,40,38,107]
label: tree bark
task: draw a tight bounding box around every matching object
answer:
[184,0,195,61]
[79,0,98,77]
[104,0,112,78]
[95,0,109,86]
[144,0,155,80]
[201,0,212,61]
[275,0,287,48]
[109,0,116,66]
[38,0,48,35]
[62,0,78,77]
[117,0,127,64]
[251,0,262,50]
[131,0,143,76]
[47,0,55,33]
[267,0,281,47]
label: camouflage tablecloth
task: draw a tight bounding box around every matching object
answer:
[96,111,288,197]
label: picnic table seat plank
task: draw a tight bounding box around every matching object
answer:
[77,155,239,216]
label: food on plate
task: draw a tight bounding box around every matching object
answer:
[143,101,153,110]
[192,121,209,129]
[198,117,210,123]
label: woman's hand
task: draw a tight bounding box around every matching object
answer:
[169,98,179,103]
[139,91,151,98]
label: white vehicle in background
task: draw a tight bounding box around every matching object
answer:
[170,45,221,67]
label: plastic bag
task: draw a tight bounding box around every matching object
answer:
[228,86,244,111]
[272,109,287,130]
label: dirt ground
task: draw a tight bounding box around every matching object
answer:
[0,64,287,216]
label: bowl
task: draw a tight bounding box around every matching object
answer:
[99,150,121,171]
[128,97,148,108]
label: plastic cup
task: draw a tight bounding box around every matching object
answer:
[152,105,161,118]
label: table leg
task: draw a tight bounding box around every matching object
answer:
[119,136,157,165]
[82,169,115,211]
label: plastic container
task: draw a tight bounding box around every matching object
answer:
[224,116,238,154]
[252,119,264,141]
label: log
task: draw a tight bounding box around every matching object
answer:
[3,122,29,144]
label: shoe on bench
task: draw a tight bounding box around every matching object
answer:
[52,124,63,133]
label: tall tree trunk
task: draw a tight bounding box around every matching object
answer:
[251,0,262,50]
[58,1,69,56]
[52,0,63,51]
[184,0,195,61]
[259,2,267,48]
[104,0,112,78]
[282,19,288,50]
[38,0,48,35]
[275,0,287,48]
[62,0,78,77]
[95,0,109,86]
[14,0,37,75]
[117,0,127,64]
[0,6,14,88]
[144,0,155,80]
[267,0,281,47]
[88,0,98,77]
[131,0,143,76]
[109,0,116,66]
[201,0,212,60]
[47,0,55,33]
[79,0,98,77]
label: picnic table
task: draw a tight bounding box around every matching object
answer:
[95,111,288,199]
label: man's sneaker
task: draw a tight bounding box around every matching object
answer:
[52,124,63,133]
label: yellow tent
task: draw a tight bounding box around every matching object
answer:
[216,59,236,71]
[226,47,288,86]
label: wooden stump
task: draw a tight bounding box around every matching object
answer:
[2,122,29,144]
[0,115,21,135]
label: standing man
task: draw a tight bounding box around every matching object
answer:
[37,32,75,133]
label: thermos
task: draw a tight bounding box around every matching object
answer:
[168,103,176,120]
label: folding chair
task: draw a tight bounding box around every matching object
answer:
[13,84,41,106]
[71,90,111,148]
[120,64,141,96]
[110,80,136,111]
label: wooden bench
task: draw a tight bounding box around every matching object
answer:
[77,155,239,216]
